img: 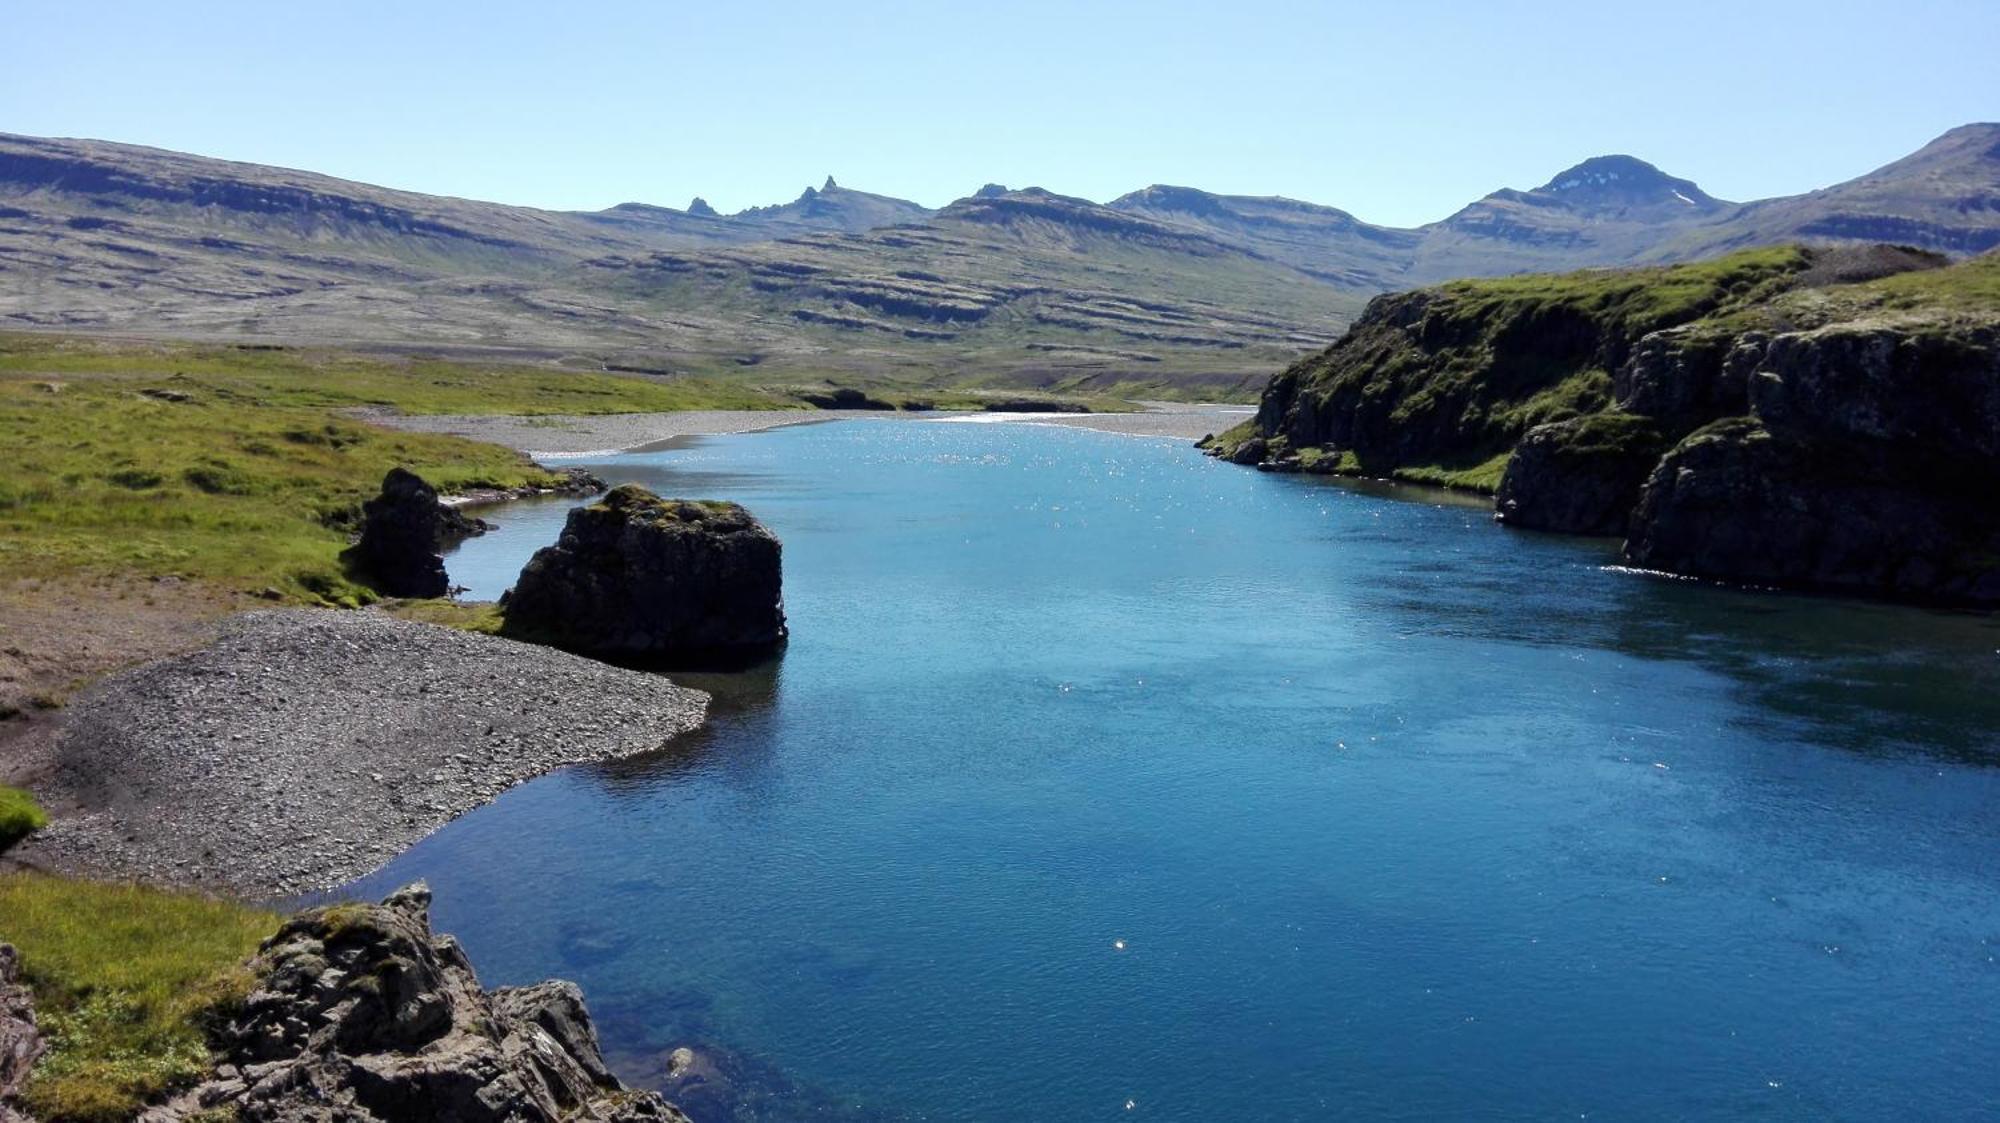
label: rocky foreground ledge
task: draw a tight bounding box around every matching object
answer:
[15,610,708,895]
[134,883,689,1122]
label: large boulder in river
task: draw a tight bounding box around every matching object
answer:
[504,485,786,662]
[144,884,689,1122]
[350,468,485,598]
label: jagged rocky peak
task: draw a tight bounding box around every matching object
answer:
[1531,154,1722,210]
[974,182,1008,198]
[686,196,718,218]
[823,175,838,191]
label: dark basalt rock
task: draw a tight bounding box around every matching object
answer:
[504,485,786,663]
[1623,324,2000,604]
[799,387,895,411]
[145,884,689,1122]
[1227,436,1269,466]
[1624,419,2000,604]
[1495,414,1665,536]
[350,468,488,599]
[0,945,42,1116]
[980,399,1089,414]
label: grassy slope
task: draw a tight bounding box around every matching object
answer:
[0,334,806,601]
[0,873,279,1123]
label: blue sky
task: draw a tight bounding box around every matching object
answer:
[6,0,1996,226]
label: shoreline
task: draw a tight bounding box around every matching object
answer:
[366,402,1252,457]
[11,609,710,897]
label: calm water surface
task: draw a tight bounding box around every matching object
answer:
[349,419,2000,1121]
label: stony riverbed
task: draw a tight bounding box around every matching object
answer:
[15,609,707,896]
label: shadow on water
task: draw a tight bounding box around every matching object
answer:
[579,660,787,800]
[1290,470,2000,763]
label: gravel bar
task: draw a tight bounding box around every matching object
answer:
[361,408,826,456]
[16,609,708,896]
[365,403,1248,455]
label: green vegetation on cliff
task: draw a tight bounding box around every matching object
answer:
[1217,245,1817,491]
[0,872,278,1122]
[1220,243,2000,603]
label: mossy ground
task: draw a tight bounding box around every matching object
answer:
[0,335,796,605]
[1389,452,1515,494]
[381,598,505,634]
[0,873,279,1123]
[0,784,47,849]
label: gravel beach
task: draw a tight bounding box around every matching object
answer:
[15,609,708,896]
[367,403,1248,456]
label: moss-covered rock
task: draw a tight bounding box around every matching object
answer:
[504,485,786,663]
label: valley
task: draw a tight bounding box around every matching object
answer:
[4,124,1996,400]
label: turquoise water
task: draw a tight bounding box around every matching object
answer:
[354,419,2000,1120]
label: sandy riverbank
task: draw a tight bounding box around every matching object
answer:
[366,403,1250,456]
[13,609,708,896]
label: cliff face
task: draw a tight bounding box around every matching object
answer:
[1210,245,2000,606]
[1623,324,2000,602]
[1219,245,1817,487]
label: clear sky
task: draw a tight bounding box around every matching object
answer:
[6,0,1996,226]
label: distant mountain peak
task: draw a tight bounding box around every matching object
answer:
[687,196,718,218]
[1532,155,1719,209]
[823,175,839,192]
[974,183,1009,199]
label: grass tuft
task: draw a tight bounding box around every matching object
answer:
[0,785,48,850]
[0,873,279,1123]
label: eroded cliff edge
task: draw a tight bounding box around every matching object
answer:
[1203,244,2000,605]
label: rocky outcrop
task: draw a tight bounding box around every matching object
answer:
[799,387,894,411]
[1623,325,2000,603]
[1215,246,2000,604]
[145,884,689,1123]
[504,486,786,663]
[1495,414,1666,535]
[1610,326,1747,428]
[1,945,41,1121]
[349,468,487,598]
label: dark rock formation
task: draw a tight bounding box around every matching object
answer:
[1215,244,2000,605]
[981,399,1089,414]
[0,945,42,1118]
[1495,414,1666,536]
[1624,325,2000,604]
[504,486,786,662]
[145,884,689,1122]
[1611,326,1747,429]
[349,468,488,598]
[799,387,895,411]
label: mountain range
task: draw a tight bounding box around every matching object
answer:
[2,124,1995,397]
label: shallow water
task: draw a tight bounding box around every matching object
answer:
[351,419,2000,1120]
